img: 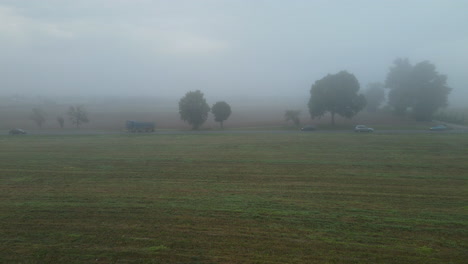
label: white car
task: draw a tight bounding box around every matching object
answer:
[354,125,374,133]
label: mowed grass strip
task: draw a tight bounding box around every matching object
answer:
[0,133,467,263]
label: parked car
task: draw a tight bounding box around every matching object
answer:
[301,125,316,131]
[354,125,374,132]
[429,124,450,131]
[9,128,27,135]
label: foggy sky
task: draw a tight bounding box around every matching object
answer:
[1,0,467,105]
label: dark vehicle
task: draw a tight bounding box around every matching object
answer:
[430,124,450,131]
[301,125,316,131]
[126,120,155,132]
[9,128,27,135]
[354,125,374,132]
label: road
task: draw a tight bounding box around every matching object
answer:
[4,121,468,135]
[5,127,468,136]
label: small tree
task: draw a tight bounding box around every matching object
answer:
[308,71,366,126]
[30,107,46,128]
[57,116,65,128]
[179,90,210,130]
[284,110,301,127]
[364,82,386,112]
[211,101,232,129]
[68,105,89,128]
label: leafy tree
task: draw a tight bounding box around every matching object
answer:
[178,90,210,130]
[68,105,89,128]
[385,58,414,115]
[57,116,65,128]
[30,107,46,128]
[211,101,232,129]
[284,110,301,127]
[385,58,451,120]
[364,82,385,112]
[308,71,366,125]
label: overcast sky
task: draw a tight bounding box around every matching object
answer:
[0,0,467,105]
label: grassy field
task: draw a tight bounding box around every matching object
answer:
[0,133,467,263]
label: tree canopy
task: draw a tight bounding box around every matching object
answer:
[211,101,231,129]
[30,107,46,128]
[385,58,451,120]
[68,105,89,128]
[179,90,210,130]
[284,110,301,127]
[364,82,385,112]
[308,71,366,125]
[57,116,65,128]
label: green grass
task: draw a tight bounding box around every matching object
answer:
[0,133,467,263]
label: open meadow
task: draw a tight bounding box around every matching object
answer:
[0,133,467,263]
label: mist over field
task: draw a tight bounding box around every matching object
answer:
[1,0,467,128]
[2,2,468,262]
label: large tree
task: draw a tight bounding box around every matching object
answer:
[68,105,89,128]
[178,90,210,130]
[364,82,385,112]
[30,107,46,128]
[308,71,366,125]
[385,58,451,120]
[211,101,231,129]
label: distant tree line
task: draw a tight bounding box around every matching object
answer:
[68,105,89,128]
[29,105,89,128]
[433,110,466,126]
[23,57,450,130]
[306,58,451,125]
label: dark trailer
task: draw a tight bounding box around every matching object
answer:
[126,120,155,132]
